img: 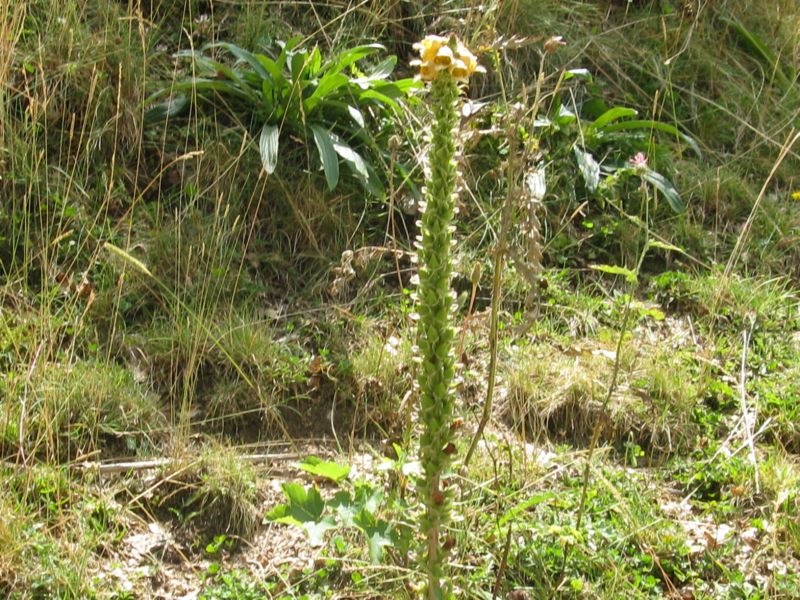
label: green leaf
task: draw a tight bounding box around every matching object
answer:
[646,239,687,256]
[563,68,592,81]
[346,105,365,127]
[324,44,384,75]
[328,491,358,527]
[641,169,685,213]
[207,42,269,81]
[592,106,638,129]
[367,55,397,80]
[358,89,400,111]
[304,516,338,546]
[573,147,600,193]
[498,492,555,527]
[599,120,702,158]
[353,510,394,563]
[298,454,350,483]
[332,138,369,181]
[143,95,189,124]
[274,482,325,522]
[259,123,280,174]
[590,264,638,284]
[305,72,349,111]
[721,16,795,93]
[169,78,253,102]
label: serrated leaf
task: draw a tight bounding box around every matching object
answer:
[353,510,394,563]
[574,147,600,192]
[641,169,685,213]
[276,482,325,523]
[304,516,338,546]
[590,263,638,284]
[298,454,350,483]
[259,123,280,174]
[328,491,358,527]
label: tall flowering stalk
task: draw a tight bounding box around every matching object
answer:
[411,34,483,599]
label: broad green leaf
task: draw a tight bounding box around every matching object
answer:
[353,510,393,563]
[600,120,702,158]
[367,55,397,80]
[646,239,687,255]
[555,104,577,127]
[641,169,685,213]
[290,49,308,81]
[307,47,322,76]
[563,68,593,81]
[332,139,369,180]
[304,516,338,546]
[592,106,638,129]
[259,123,280,174]
[264,488,336,546]
[325,43,384,75]
[590,263,638,284]
[305,72,349,110]
[573,147,600,193]
[207,42,269,81]
[298,454,350,483]
[346,105,365,127]
[358,89,399,111]
[329,491,358,527]
[143,95,189,124]
[268,482,325,524]
[498,492,554,527]
[169,79,252,101]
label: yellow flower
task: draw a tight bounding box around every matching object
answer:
[792,190,800,201]
[413,35,449,64]
[412,34,485,83]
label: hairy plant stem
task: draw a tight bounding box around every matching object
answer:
[417,72,459,600]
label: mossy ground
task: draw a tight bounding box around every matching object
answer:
[1,0,799,598]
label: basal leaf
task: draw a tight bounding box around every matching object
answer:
[279,482,325,523]
[332,139,369,180]
[305,72,349,111]
[259,123,280,174]
[592,106,638,129]
[573,146,600,193]
[367,55,397,80]
[143,95,189,125]
[346,105,365,127]
[590,263,638,284]
[641,169,685,213]
[207,42,269,81]
[298,454,350,483]
[358,89,399,111]
[325,44,384,75]
[600,120,702,158]
[353,510,393,563]
[498,492,555,527]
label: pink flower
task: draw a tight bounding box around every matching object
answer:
[628,152,648,169]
